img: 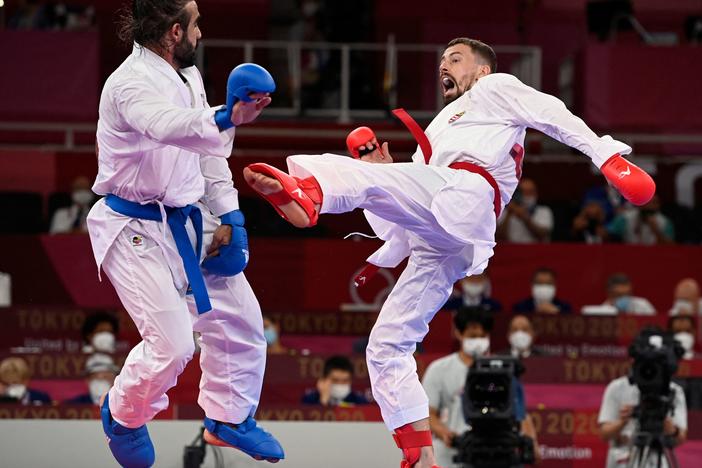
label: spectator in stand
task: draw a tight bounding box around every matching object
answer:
[66,354,120,405]
[513,267,572,314]
[0,357,51,405]
[582,183,626,223]
[502,314,542,359]
[49,176,96,234]
[601,273,655,315]
[442,270,502,312]
[572,200,608,243]
[669,315,697,360]
[496,178,553,243]
[607,194,674,245]
[669,278,702,316]
[263,315,290,355]
[302,355,369,406]
[421,306,539,467]
[81,312,119,354]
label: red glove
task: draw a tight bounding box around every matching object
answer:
[346,126,378,159]
[601,154,656,206]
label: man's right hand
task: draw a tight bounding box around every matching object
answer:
[360,141,393,164]
[316,378,331,405]
[619,404,634,423]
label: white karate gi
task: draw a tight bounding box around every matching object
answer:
[87,45,266,428]
[286,72,632,430]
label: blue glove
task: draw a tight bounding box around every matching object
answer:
[202,210,249,276]
[214,63,276,131]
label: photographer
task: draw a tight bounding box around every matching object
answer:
[598,328,687,468]
[422,306,538,467]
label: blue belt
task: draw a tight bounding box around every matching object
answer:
[105,194,211,314]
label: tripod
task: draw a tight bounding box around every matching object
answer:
[626,432,678,468]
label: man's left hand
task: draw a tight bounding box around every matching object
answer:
[231,92,272,127]
[663,417,677,437]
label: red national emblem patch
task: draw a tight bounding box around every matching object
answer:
[448,111,465,124]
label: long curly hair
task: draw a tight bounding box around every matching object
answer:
[117,0,191,50]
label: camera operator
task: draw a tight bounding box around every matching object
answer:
[598,328,687,468]
[422,306,539,467]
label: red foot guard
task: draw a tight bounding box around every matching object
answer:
[244,163,322,227]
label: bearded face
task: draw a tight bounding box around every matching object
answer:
[174,34,198,69]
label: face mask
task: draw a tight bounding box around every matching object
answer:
[462,337,490,356]
[92,332,116,353]
[264,327,278,346]
[462,282,485,298]
[673,300,695,315]
[614,296,631,312]
[6,384,26,400]
[509,331,533,352]
[522,196,537,209]
[72,189,93,206]
[330,384,351,401]
[675,332,694,355]
[89,379,111,404]
[532,284,556,303]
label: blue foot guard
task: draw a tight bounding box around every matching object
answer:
[204,416,285,462]
[101,393,155,468]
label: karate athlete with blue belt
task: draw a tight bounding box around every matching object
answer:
[86,2,282,466]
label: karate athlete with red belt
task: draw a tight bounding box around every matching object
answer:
[87,2,283,466]
[243,37,655,468]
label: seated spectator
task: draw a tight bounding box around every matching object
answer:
[513,267,572,314]
[600,273,655,315]
[49,176,95,234]
[582,183,626,223]
[669,278,702,316]
[443,270,502,312]
[501,314,542,359]
[422,306,538,467]
[607,195,674,245]
[65,354,119,405]
[81,312,119,354]
[598,328,687,467]
[0,357,51,405]
[496,178,553,243]
[572,200,608,243]
[263,315,290,355]
[669,315,697,360]
[302,356,369,406]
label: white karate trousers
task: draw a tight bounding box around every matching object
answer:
[287,154,497,430]
[101,203,266,428]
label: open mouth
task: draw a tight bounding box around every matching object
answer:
[440,75,456,95]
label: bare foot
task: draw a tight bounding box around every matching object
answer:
[243,167,314,228]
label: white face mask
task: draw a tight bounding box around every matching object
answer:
[330,384,351,401]
[6,384,27,400]
[89,379,112,405]
[72,189,94,206]
[92,332,116,353]
[462,282,486,299]
[532,284,556,303]
[509,330,533,352]
[462,337,490,357]
[675,332,695,358]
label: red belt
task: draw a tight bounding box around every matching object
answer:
[448,162,502,218]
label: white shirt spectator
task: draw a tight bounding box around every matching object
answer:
[598,376,686,468]
[50,204,90,234]
[499,204,554,243]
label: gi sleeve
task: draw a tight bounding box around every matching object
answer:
[480,73,632,168]
[200,156,240,216]
[113,82,236,157]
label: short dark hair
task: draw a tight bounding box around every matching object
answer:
[323,355,354,378]
[454,306,494,334]
[446,37,497,73]
[118,0,191,49]
[532,267,556,282]
[668,315,695,331]
[81,312,120,343]
[607,273,631,290]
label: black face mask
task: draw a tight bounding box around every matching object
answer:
[174,36,198,69]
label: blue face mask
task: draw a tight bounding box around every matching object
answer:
[614,296,631,312]
[264,327,278,345]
